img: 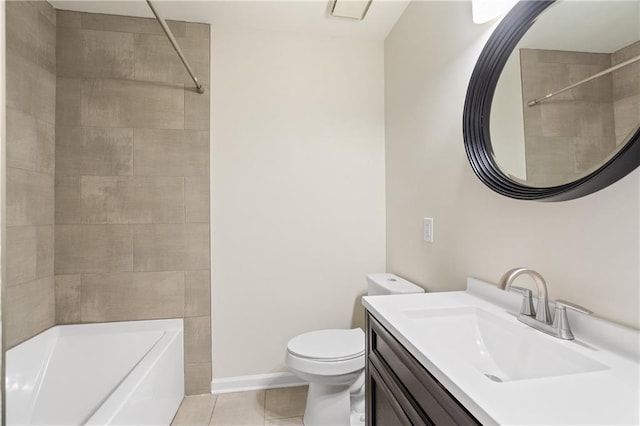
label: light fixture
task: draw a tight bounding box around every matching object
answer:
[331,0,373,21]
[472,0,519,24]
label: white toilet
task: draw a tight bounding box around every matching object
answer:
[285,273,424,426]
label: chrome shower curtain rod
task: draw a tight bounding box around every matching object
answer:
[146,0,205,94]
[527,54,640,106]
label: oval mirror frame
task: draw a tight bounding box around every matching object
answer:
[463,0,640,201]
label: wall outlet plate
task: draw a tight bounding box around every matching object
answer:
[423,217,434,242]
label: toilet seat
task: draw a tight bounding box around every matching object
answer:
[286,329,365,377]
[287,329,365,361]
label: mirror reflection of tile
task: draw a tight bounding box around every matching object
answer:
[519,41,640,187]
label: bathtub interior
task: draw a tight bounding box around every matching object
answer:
[7,319,183,425]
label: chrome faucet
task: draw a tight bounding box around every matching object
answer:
[497,267,591,340]
[498,267,552,324]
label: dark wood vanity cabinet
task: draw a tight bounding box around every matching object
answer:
[366,313,480,426]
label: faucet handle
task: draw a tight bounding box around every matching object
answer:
[552,300,592,340]
[555,300,592,315]
[509,286,535,316]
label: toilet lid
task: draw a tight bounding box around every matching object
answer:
[287,329,365,361]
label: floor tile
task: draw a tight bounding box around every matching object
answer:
[265,417,304,426]
[172,394,217,426]
[265,386,308,420]
[210,390,265,426]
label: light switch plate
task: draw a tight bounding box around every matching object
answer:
[423,217,434,242]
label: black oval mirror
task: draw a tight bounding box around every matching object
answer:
[463,0,640,201]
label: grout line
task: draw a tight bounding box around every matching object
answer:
[131,223,136,273]
[183,270,187,318]
[78,273,83,322]
[131,128,136,177]
[261,389,267,425]
[207,393,218,426]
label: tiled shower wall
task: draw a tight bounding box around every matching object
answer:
[5,1,56,348]
[54,10,211,394]
[520,45,639,187]
[520,48,616,187]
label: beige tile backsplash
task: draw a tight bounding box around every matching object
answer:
[6,3,211,393]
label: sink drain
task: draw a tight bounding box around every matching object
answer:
[484,374,503,382]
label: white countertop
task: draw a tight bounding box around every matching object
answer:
[362,278,640,425]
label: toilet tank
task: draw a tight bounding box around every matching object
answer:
[366,273,425,296]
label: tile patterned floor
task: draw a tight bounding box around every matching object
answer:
[171,386,308,426]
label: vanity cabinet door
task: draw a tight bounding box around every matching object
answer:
[366,313,479,426]
[367,361,417,426]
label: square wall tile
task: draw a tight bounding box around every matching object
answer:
[56,126,133,177]
[133,224,209,271]
[36,120,55,175]
[56,77,82,127]
[57,28,134,79]
[185,362,212,396]
[185,177,210,223]
[36,225,54,279]
[55,274,81,324]
[80,79,185,129]
[134,34,210,85]
[6,226,37,286]
[81,13,186,37]
[186,23,210,39]
[35,1,56,25]
[7,108,38,171]
[35,67,56,125]
[184,315,211,364]
[55,176,81,224]
[185,86,210,130]
[133,129,209,177]
[57,10,81,28]
[76,176,185,224]
[81,271,185,322]
[185,270,210,317]
[5,277,55,348]
[37,9,57,74]
[7,168,54,226]
[6,1,38,64]
[55,225,133,274]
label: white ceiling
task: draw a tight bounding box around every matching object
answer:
[48,0,411,40]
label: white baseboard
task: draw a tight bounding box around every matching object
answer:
[211,372,307,394]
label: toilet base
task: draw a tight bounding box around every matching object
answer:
[350,410,366,426]
[303,382,350,426]
[304,382,365,426]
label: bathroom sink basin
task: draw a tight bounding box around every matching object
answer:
[402,307,607,382]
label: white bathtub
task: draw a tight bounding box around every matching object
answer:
[6,319,184,425]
